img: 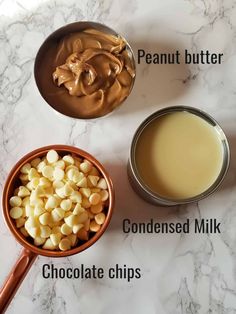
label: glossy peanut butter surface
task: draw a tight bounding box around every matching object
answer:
[135,112,223,200]
[36,27,135,118]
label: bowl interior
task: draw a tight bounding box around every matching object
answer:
[34,21,136,119]
[2,145,114,257]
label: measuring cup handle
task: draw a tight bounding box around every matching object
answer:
[0,248,37,313]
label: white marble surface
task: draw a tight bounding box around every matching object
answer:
[1,0,236,313]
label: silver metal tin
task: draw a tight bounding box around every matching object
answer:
[34,21,136,120]
[128,106,230,206]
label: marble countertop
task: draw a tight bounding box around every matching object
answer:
[1,0,236,313]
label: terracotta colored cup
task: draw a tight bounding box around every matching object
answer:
[0,145,114,313]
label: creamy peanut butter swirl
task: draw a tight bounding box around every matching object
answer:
[52,28,135,118]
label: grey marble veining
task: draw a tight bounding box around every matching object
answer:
[1,0,236,313]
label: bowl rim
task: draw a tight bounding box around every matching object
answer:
[34,20,136,120]
[2,144,115,257]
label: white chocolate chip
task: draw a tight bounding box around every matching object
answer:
[67,168,76,181]
[25,216,39,229]
[10,207,23,219]
[72,171,84,183]
[90,203,103,214]
[39,177,51,188]
[34,205,45,216]
[28,168,40,180]
[87,175,100,187]
[67,234,77,246]
[80,188,91,198]
[45,196,59,209]
[63,183,74,196]
[53,180,64,189]
[63,155,74,165]
[18,186,30,197]
[77,228,88,241]
[51,208,65,222]
[34,186,45,198]
[97,178,108,190]
[61,223,72,235]
[72,224,84,234]
[25,204,34,217]
[16,217,25,228]
[64,215,77,227]
[59,238,71,251]
[54,160,65,169]
[73,204,85,215]
[89,193,101,205]
[28,227,39,239]
[25,182,32,192]
[42,166,54,180]
[80,161,92,173]
[81,197,91,209]
[100,190,109,201]
[31,158,41,168]
[22,196,30,207]
[76,177,87,188]
[31,177,40,189]
[20,163,31,174]
[89,166,100,176]
[55,187,66,198]
[53,168,65,181]
[95,212,106,225]
[65,165,78,173]
[30,195,44,207]
[9,196,22,207]
[50,233,62,246]
[34,237,46,246]
[40,225,51,238]
[19,174,28,182]
[60,199,72,211]
[77,211,89,224]
[37,161,47,173]
[90,220,101,232]
[70,191,82,203]
[46,150,59,164]
[26,182,33,191]
[43,238,56,250]
[39,212,51,225]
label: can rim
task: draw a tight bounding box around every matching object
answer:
[129,105,230,206]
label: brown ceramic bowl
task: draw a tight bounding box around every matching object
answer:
[0,145,114,312]
[34,21,136,119]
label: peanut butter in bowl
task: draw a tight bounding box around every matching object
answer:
[34,22,136,119]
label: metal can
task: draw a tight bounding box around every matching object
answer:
[128,106,230,206]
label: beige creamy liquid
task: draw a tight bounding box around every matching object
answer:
[135,111,223,199]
